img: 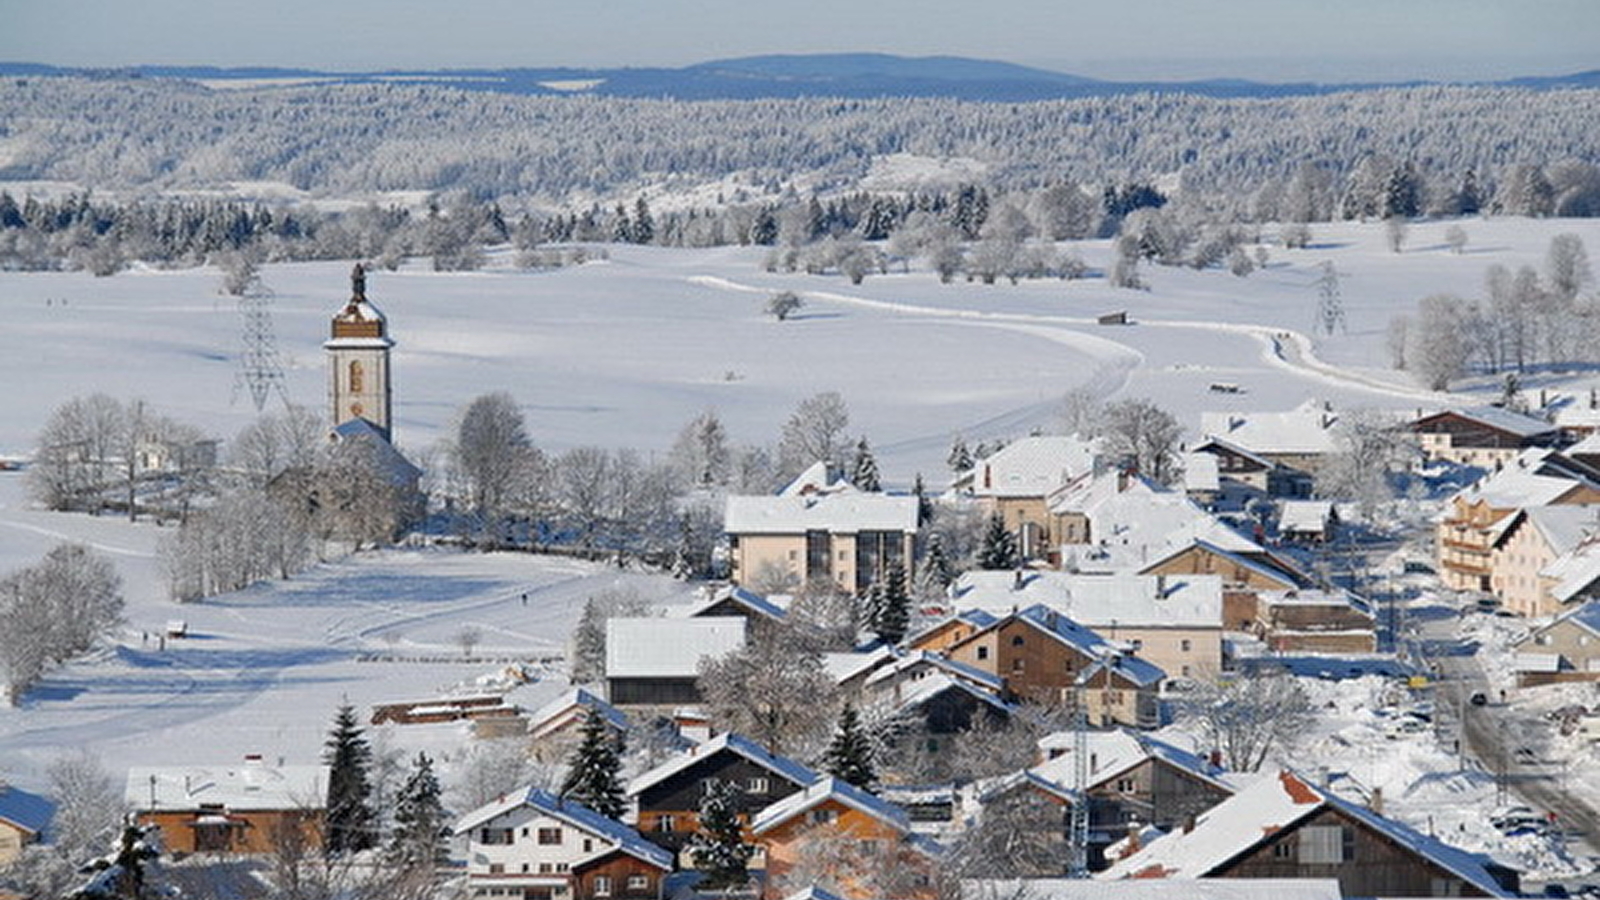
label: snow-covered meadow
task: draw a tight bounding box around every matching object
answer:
[3,216,1600,876]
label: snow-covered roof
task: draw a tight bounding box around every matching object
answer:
[963,879,1342,900]
[954,435,1099,498]
[1181,451,1219,493]
[1279,500,1334,535]
[822,646,897,685]
[749,775,910,835]
[681,585,788,621]
[329,418,421,484]
[451,786,673,871]
[1052,472,1249,574]
[1524,505,1600,556]
[958,604,1165,688]
[782,887,850,900]
[1137,539,1308,590]
[1032,729,1235,794]
[951,571,1223,630]
[1190,435,1277,471]
[605,617,745,679]
[1099,769,1513,896]
[1451,448,1600,509]
[527,687,630,741]
[0,783,54,836]
[779,461,855,498]
[1539,539,1600,604]
[1255,588,1373,617]
[626,732,820,799]
[867,670,1015,723]
[862,648,1006,693]
[1414,405,1558,439]
[126,759,329,812]
[724,492,918,534]
[1198,400,1340,456]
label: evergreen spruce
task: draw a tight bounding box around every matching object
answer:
[913,472,933,525]
[919,533,956,596]
[690,780,753,890]
[977,513,1020,570]
[632,197,655,245]
[875,564,910,645]
[559,710,626,819]
[570,597,608,684]
[851,438,881,492]
[324,703,376,854]
[822,704,877,791]
[861,580,887,640]
[947,436,973,474]
[388,751,447,868]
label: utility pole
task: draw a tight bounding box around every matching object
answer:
[1068,668,1092,878]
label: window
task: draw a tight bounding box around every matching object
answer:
[1297,825,1348,864]
[583,838,593,853]
[348,360,364,393]
[748,777,770,794]
[521,864,529,873]
[809,808,836,825]
[1116,778,1136,792]
[655,815,676,832]
[539,863,553,874]
[1011,635,1026,647]
[537,827,562,845]
[977,646,989,661]
[594,876,612,897]
[627,875,650,891]
[479,828,514,845]
[1012,658,1025,674]
[1272,840,1294,859]
[1180,639,1192,652]
[489,863,505,874]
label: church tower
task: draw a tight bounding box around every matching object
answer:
[325,263,394,442]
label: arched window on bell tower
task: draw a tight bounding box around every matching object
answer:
[349,360,364,393]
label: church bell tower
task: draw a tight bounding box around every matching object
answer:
[325,263,394,441]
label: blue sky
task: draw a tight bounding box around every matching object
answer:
[1,0,1594,82]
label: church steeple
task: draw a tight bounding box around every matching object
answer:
[325,263,394,441]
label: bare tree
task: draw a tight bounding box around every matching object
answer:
[0,544,123,705]
[1315,260,1345,335]
[697,622,838,757]
[766,290,803,321]
[47,751,123,864]
[1409,293,1474,390]
[1444,224,1468,255]
[452,392,540,543]
[454,626,482,659]
[670,410,732,488]
[27,393,126,512]
[1178,666,1311,771]
[230,406,324,489]
[1547,233,1593,302]
[776,391,851,482]
[1317,409,1413,521]
[946,788,1067,878]
[1095,398,1181,484]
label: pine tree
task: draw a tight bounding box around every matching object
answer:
[632,197,655,245]
[388,752,447,868]
[977,513,1019,571]
[919,533,956,596]
[570,597,608,684]
[913,472,934,525]
[559,710,626,819]
[822,704,877,791]
[324,704,376,854]
[690,780,753,889]
[851,438,881,492]
[876,564,910,645]
[948,436,973,474]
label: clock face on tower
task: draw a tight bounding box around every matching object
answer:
[350,402,364,417]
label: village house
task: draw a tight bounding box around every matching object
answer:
[453,786,673,900]
[904,609,999,651]
[1197,400,1344,495]
[1278,501,1337,544]
[1488,505,1600,616]
[604,617,745,707]
[1513,601,1600,687]
[1188,436,1296,500]
[1099,769,1517,897]
[724,481,917,596]
[1436,449,1600,594]
[125,756,327,855]
[750,776,940,899]
[942,603,1165,727]
[1020,729,1238,870]
[526,688,632,763]
[682,585,788,625]
[947,571,1226,681]
[0,782,53,867]
[626,732,819,858]
[1139,537,1311,593]
[1411,406,1562,468]
[857,655,1016,742]
[1248,588,1377,654]
[960,879,1343,900]
[952,435,1099,562]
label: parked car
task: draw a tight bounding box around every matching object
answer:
[1470,691,1489,707]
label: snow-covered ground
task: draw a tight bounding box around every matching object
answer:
[3,216,1600,879]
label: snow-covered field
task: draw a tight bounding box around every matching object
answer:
[3,216,1600,878]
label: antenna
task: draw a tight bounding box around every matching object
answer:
[233,287,290,412]
[1068,668,1091,878]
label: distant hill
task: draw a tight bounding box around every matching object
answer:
[0,53,1590,101]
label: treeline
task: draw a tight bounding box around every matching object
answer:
[3,78,1597,202]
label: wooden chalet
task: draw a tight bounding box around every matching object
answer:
[0,783,53,867]
[126,756,326,855]
[1411,406,1561,468]
[751,777,939,899]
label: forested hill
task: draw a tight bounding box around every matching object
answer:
[2,54,1598,101]
[1,74,1596,205]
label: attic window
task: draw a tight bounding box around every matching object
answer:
[1297,825,1350,864]
[1011,636,1026,647]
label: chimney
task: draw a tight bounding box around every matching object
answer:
[1013,569,1024,590]
[1125,821,1143,855]
[1156,574,1167,598]
[1369,787,1384,815]
[1208,750,1223,768]
[984,464,992,489]
[1182,814,1197,835]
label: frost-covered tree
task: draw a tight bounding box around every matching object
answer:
[946,788,1066,878]
[0,544,123,705]
[452,392,541,542]
[324,704,376,854]
[697,622,837,756]
[47,751,123,865]
[567,588,652,685]
[1444,224,1469,255]
[776,391,851,482]
[1315,260,1345,335]
[765,290,803,322]
[669,410,732,488]
[1097,398,1181,484]
[1410,293,1474,390]
[947,435,973,475]
[559,710,626,819]
[387,752,447,869]
[1179,667,1311,771]
[228,405,323,488]
[977,513,1019,571]
[690,780,754,890]
[850,438,881,492]
[1546,233,1593,302]
[873,564,910,645]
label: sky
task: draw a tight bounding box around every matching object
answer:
[0,0,1595,83]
